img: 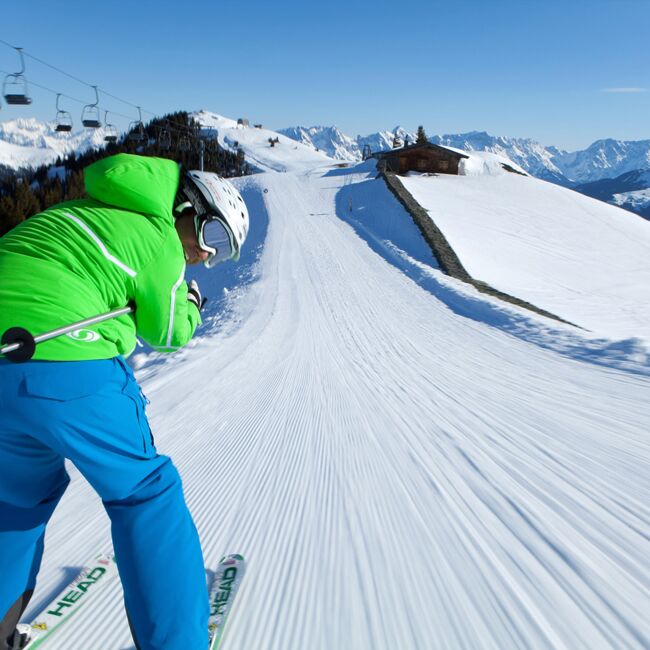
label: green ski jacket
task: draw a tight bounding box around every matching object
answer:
[0,154,201,360]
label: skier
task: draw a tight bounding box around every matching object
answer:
[0,153,249,650]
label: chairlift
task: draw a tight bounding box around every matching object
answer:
[158,125,171,149]
[128,106,146,142]
[81,86,101,128]
[3,47,32,105]
[54,94,73,132]
[104,111,118,143]
[179,135,191,152]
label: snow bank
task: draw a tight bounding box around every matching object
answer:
[400,172,650,342]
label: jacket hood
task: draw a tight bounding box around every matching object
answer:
[84,154,180,223]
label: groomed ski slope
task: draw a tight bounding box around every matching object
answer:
[25,162,650,649]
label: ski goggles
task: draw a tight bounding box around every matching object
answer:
[194,214,235,268]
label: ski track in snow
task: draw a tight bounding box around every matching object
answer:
[26,168,650,650]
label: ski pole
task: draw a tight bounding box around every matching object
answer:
[0,306,133,363]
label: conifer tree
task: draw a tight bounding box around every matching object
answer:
[43,179,64,207]
[0,195,17,236]
[65,171,86,201]
[13,181,41,219]
[0,110,251,235]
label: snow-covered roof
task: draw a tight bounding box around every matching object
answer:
[372,142,470,159]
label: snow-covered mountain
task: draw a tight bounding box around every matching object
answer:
[279,126,568,177]
[430,131,568,183]
[555,138,650,183]
[279,126,650,185]
[574,168,650,219]
[0,118,111,170]
[432,133,650,185]
[2,115,649,218]
[277,125,416,161]
[278,125,361,160]
[192,110,335,173]
[357,126,414,158]
[2,115,648,188]
[279,125,650,217]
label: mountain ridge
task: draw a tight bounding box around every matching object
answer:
[2,114,649,217]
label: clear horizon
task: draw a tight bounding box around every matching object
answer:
[1,0,649,151]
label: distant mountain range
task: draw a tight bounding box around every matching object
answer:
[278,126,650,218]
[279,126,650,184]
[1,116,648,219]
[0,118,108,170]
[574,169,650,220]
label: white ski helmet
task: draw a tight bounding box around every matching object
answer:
[175,170,249,267]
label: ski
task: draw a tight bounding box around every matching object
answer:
[22,553,118,648]
[208,554,247,649]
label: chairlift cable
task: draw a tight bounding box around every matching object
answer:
[0,40,154,126]
[0,40,92,90]
[0,69,133,116]
[0,41,217,142]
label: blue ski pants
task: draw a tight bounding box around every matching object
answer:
[0,356,209,650]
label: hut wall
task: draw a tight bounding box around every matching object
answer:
[398,149,460,174]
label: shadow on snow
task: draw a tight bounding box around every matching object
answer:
[334,177,650,377]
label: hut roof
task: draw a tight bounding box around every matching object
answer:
[372,142,469,159]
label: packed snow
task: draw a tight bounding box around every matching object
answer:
[17,118,650,650]
[400,161,650,344]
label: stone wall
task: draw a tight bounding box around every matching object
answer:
[380,170,578,327]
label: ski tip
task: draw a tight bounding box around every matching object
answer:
[218,553,245,564]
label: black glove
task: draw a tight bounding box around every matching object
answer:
[187,280,207,311]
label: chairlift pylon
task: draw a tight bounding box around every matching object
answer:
[3,47,32,105]
[104,111,118,143]
[128,106,146,143]
[54,94,73,133]
[81,86,101,128]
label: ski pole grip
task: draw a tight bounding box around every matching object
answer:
[1,327,36,363]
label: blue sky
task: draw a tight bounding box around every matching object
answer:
[1,0,648,150]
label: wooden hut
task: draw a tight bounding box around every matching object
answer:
[373,142,468,175]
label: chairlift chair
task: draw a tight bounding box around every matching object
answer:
[179,136,191,152]
[128,106,146,143]
[81,86,101,128]
[3,47,32,105]
[104,111,118,143]
[158,125,171,149]
[128,123,145,143]
[54,94,73,133]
